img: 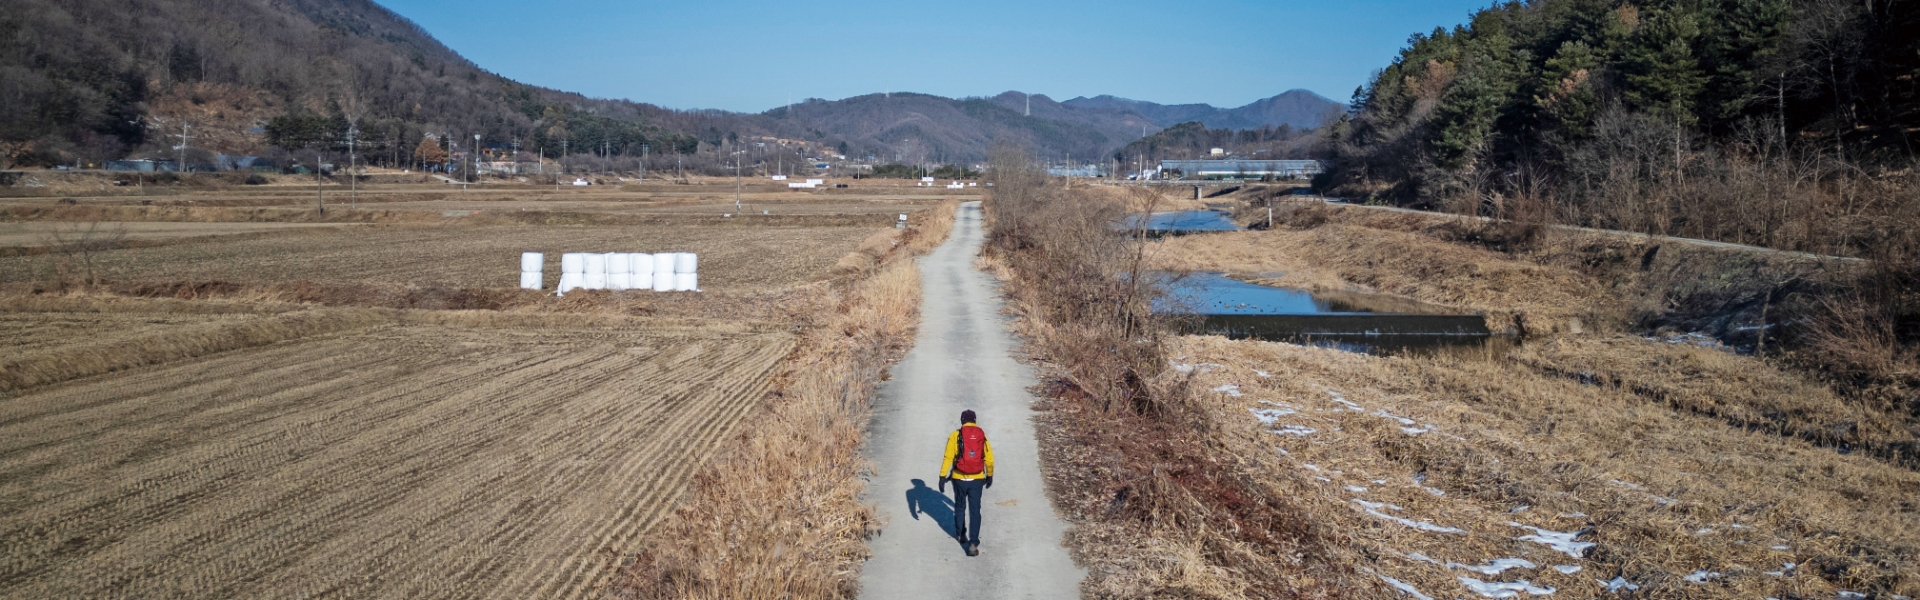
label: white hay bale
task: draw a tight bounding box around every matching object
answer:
[583,253,608,275]
[674,272,698,291]
[674,252,698,274]
[608,272,632,290]
[606,252,631,274]
[651,268,674,291]
[521,252,544,272]
[520,272,542,290]
[652,253,676,275]
[558,273,584,294]
[561,253,585,274]
[584,272,608,290]
[631,269,653,291]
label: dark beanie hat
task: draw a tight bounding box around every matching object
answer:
[961,409,976,424]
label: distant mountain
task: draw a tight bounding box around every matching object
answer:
[764,92,1160,164]
[0,0,1341,170]
[1063,90,1343,131]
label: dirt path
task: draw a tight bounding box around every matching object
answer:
[859,201,1084,598]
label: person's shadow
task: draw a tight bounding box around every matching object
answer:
[906,479,958,538]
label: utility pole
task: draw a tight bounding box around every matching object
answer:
[472,133,481,191]
[172,121,193,174]
[346,123,358,210]
[314,142,325,215]
[640,143,648,184]
[734,148,742,214]
[559,139,569,191]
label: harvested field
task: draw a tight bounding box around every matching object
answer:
[1168,334,1920,599]
[0,221,362,247]
[0,319,793,599]
[0,310,254,354]
[0,224,874,292]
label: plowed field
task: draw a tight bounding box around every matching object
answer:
[0,322,792,599]
[0,224,871,292]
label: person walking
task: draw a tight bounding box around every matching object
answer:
[938,409,994,556]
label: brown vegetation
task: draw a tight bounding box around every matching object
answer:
[1169,333,1919,599]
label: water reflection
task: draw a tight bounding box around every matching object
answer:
[1154,272,1503,355]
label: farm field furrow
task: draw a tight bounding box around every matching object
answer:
[0,323,793,599]
[0,224,873,292]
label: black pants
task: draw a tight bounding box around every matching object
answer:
[950,478,984,545]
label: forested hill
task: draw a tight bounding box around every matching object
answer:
[1330,0,1918,211]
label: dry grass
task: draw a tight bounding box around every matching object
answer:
[1168,333,1919,599]
[606,202,951,599]
[1,322,793,598]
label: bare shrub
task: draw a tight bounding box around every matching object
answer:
[41,220,128,288]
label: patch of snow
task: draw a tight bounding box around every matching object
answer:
[1683,570,1720,584]
[1254,370,1271,378]
[1553,565,1582,575]
[1511,523,1595,558]
[1609,479,1643,490]
[1374,479,1388,484]
[1447,558,1537,575]
[1423,486,1448,497]
[1405,552,1440,565]
[1770,545,1791,551]
[1171,361,1225,374]
[1356,499,1405,511]
[1358,500,1463,534]
[1651,496,1676,506]
[1213,383,1244,397]
[1557,512,1587,519]
[1764,562,1796,577]
[1375,408,1418,425]
[1302,463,1322,472]
[1457,576,1556,597]
[1328,390,1364,411]
[1402,425,1433,435]
[1346,485,1369,493]
[1695,528,1714,535]
[1371,570,1435,600]
[1837,592,1867,600]
[1510,505,1532,513]
[1250,407,1296,424]
[1314,476,1332,482]
[1274,425,1317,436]
[1599,577,1640,593]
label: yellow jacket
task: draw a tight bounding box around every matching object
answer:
[940,423,995,481]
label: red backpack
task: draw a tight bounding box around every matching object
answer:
[953,424,986,476]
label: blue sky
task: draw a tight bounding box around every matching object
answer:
[378,0,1493,114]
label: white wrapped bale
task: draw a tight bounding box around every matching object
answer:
[652,253,676,275]
[674,272,698,292]
[608,272,632,290]
[584,272,608,290]
[583,253,608,275]
[558,273,584,294]
[561,253,585,274]
[521,252,544,273]
[674,252,697,273]
[520,272,543,290]
[631,269,653,291]
[651,268,674,291]
[606,253,631,274]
